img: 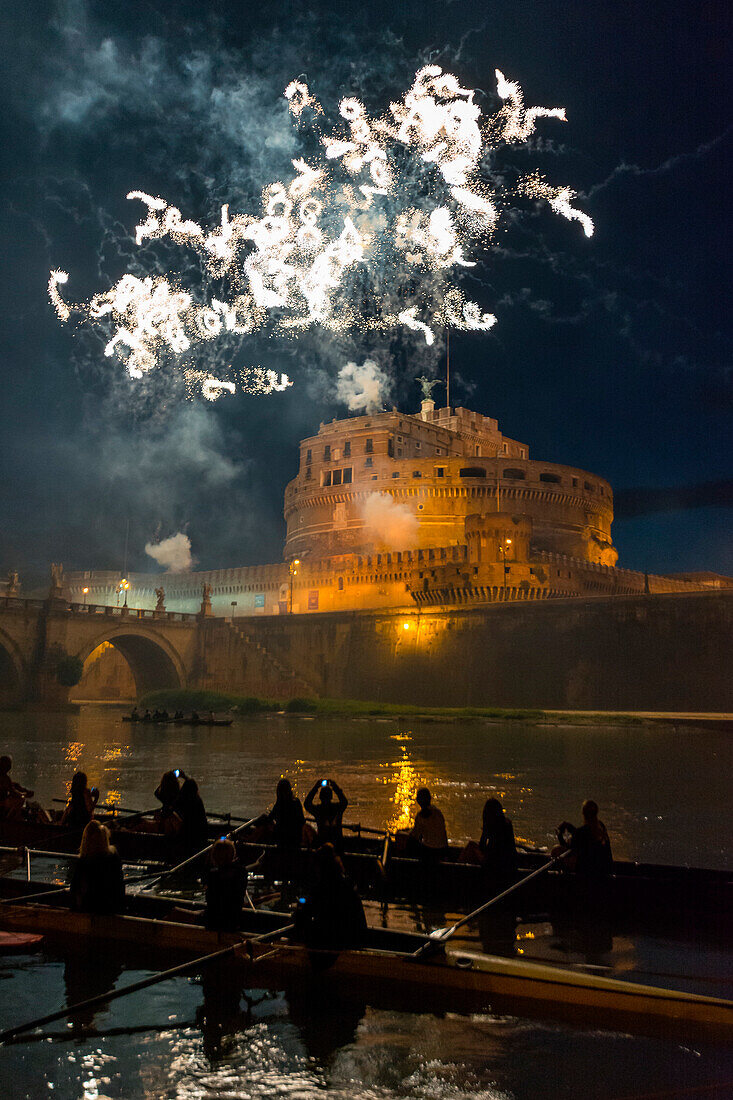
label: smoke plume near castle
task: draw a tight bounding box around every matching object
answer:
[145,532,194,573]
[360,493,418,549]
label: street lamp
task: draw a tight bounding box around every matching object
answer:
[498,538,512,599]
[82,586,89,607]
[289,559,300,614]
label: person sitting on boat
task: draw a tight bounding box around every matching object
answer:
[295,842,367,950]
[130,706,139,721]
[408,788,448,861]
[154,769,183,835]
[60,771,99,828]
[70,820,125,914]
[143,709,152,722]
[175,777,209,851]
[0,755,33,821]
[304,778,348,852]
[554,800,613,876]
[159,708,169,722]
[204,838,247,931]
[174,710,184,721]
[479,798,518,883]
[267,778,306,851]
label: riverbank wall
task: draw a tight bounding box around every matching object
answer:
[200,590,732,712]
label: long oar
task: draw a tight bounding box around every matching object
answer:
[141,814,262,887]
[411,849,572,959]
[0,921,295,1045]
[51,798,252,825]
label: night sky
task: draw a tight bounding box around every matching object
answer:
[1,0,730,586]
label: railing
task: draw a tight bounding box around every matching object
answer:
[0,596,198,622]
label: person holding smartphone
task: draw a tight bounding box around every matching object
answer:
[304,778,349,852]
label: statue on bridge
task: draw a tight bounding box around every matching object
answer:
[49,563,65,602]
[6,571,20,597]
[154,586,166,613]
[200,583,213,618]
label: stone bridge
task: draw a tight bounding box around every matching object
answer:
[0,596,315,708]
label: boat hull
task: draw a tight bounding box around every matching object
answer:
[0,891,730,1044]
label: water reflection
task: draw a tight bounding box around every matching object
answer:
[63,949,123,1033]
[385,740,423,832]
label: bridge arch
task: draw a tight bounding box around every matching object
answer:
[75,625,186,699]
[0,627,26,707]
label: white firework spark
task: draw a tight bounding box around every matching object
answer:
[49,65,593,397]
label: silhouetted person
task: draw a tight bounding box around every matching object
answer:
[0,755,33,821]
[154,769,182,833]
[409,788,448,861]
[175,777,209,851]
[295,843,366,951]
[267,778,306,851]
[61,771,99,827]
[70,820,125,913]
[204,839,247,931]
[479,798,518,882]
[555,800,613,876]
[304,778,348,851]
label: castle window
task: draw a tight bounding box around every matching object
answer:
[435,467,446,478]
[343,441,351,457]
[365,456,373,467]
[503,468,525,480]
[412,471,422,478]
[387,437,394,457]
[305,466,311,480]
[392,471,400,478]
[584,481,594,492]
[572,477,578,487]
[338,576,344,591]
[332,468,342,486]
[415,441,421,449]
[322,471,332,487]
[365,438,374,453]
[460,467,486,478]
[397,435,404,443]
[436,448,442,455]
[371,474,378,480]
[324,445,331,461]
[306,449,312,463]
[343,467,353,484]
[540,472,561,484]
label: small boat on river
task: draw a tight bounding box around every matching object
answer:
[0,878,730,1044]
[121,716,233,726]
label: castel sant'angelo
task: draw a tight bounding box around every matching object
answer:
[66,397,721,616]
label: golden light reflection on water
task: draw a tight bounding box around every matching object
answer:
[64,741,84,763]
[385,742,424,831]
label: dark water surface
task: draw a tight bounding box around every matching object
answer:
[0,707,731,1099]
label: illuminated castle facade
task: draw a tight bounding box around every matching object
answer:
[65,400,715,617]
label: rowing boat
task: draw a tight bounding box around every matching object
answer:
[235,836,733,937]
[121,717,233,726]
[2,817,729,937]
[0,880,730,1044]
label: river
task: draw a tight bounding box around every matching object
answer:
[0,706,731,1099]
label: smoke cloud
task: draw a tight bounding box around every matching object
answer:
[145,532,194,573]
[360,492,418,549]
[336,358,391,413]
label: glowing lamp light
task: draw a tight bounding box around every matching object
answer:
[402,622,411,631]
[82,587,89,595]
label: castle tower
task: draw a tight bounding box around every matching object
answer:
[283,404,617,567]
